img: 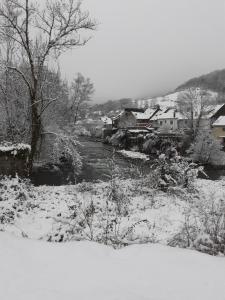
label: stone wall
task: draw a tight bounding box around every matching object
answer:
[0,144,30,177]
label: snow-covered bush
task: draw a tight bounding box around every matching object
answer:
[45,159,153,248]
[109,130,126,148]
[73,125,91,137]
[106,157,130,216]
[190,130,225,165]
[52,132,82,176]
[0,176,36,227]
[46,192,153,248]
[170,196,225,256]
[143,156,198,192]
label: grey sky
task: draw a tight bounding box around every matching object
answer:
[59,0,225,102]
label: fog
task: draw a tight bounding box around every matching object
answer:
[58,0,225,102]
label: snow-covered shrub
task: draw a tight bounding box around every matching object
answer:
[170,196,225,256]
[0,176,35,226]
[109,130,126,148]
[193,198,225,255]
[106,155,130,216]
[143,156,198,191]
[190,130,225,165]
[52,132,82,176]
[73,125,91,137]
[46,177,154,248]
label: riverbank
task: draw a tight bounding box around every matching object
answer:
[1,175,225,254]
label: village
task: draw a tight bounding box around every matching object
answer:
[76,91,225,168]
[0,1,225,299]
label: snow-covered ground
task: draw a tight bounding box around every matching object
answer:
[1,176,225,248]
[117,149,149,161]
[1,232,225,300]
[0,178,185,244]
[1,176,225,299]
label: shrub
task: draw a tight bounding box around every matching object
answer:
[143,156,198,191]
[169,196,225,256]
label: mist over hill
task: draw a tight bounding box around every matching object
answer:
[90,69,225,117]
[176,69,225,94]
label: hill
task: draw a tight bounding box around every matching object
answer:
[89,69,225,118]
[176,69,225,94]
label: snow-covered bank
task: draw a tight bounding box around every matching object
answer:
[0,177,185,244]
[0,232,225,300]
[0,176,225,254]
[117,149,149,160]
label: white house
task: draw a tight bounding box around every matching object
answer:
[150,107,188,132]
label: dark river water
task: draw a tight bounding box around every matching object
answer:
[32,137,224,185]
[77,137,225,182]
[77,137,148,182]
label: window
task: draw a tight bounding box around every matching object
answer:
[222,128,225,132]
[159,121,163,125]
[170,120,173,125]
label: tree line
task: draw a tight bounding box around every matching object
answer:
[0,0,95,173]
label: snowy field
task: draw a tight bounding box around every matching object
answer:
[0,177,188,244]
[1,232,225,300]
[1,177,225,299]
[0,177,225,247]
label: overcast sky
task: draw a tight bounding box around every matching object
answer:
[59,0,225,102]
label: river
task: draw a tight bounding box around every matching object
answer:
[77,137,225,182]
[32,137,223,185]
[77,136,148,182]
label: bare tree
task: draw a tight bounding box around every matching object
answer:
[70,73,94,124]
[176,88,211,140]
[0,0,96,172]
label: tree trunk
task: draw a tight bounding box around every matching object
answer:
[28,98,41,174]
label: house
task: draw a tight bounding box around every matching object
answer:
[212,116,225,143]
[133,107,160,127]
[150,103,225,133]
[112,107,159,129]
[199,104,225,129]
[101,116,113,130]
[112,109,138,129]
[150,107,189,132]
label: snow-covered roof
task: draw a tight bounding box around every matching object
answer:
[151,108,187,121]
[203,104,224,119]
[112,108,157,121]
[133,108,158,120]
[212,116,225,127]
[112,111,123,120]
[101,116,112,125]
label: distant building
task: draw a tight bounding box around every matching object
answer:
[199,104,225,129]
[150,107,188,132]
[112,107,159,129]
[150,104,225,133]
[101,116,113,130]
[212,116,225,143]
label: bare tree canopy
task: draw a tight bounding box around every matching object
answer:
[0,0,96,171]
[176,88,212,139]
[70,73,94,124]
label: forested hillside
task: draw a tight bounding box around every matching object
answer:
[176,69,225,94]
